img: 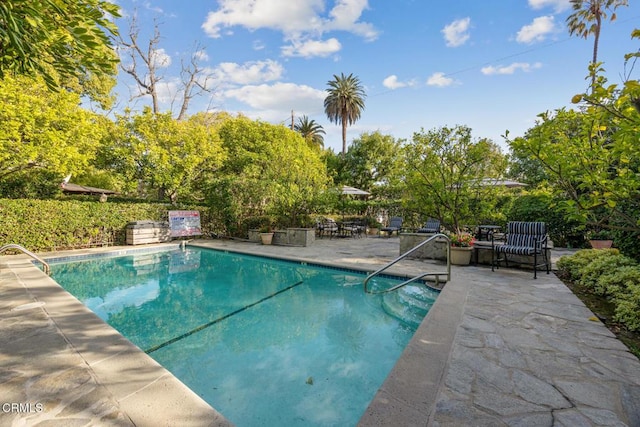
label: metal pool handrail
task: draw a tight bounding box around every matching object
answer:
[0,244,51,275]
[363,233,451,294]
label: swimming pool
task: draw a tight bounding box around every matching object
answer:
[49,247,438,426]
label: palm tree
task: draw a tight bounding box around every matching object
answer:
[566,0,628,89]
[294,115,325,149]
[324,73,366,154]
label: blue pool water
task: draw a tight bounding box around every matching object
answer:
[49,247,438,426]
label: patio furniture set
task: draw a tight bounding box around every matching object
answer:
[315,218,366,239]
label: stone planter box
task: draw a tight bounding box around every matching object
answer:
[399,233,447,260]
[248,229,261,242]
[249,228,315,247]
[286,228,315,247]
[272,230,289,245]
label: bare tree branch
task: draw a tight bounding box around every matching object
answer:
[118,17,219,119]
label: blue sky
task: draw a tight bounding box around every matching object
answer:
[112,0,640,152]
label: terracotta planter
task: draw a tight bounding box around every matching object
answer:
[450,246,473,265]
[260,233,274,245]
[589,239,613,249]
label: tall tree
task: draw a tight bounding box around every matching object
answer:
[324,73,366,154]
[98,108,226,202]
[340,131,402,194]
[0,0,120,93]
[294,115,325,149]
[209,116,329,233]
[403,125,507,232]
[0,75,105,181]
[566,0,628,89]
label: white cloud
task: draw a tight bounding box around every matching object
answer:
[143,1,164,14]
[212,59,284,85]
[253,40,266,50]
[193,50,209,62]
[150,48,171,68]
[516,16,557,44]
[223,82,325,111]
[427,72,454,87]
[481,62,543,75]
[154,78,180,103]
[528,0,571,13]
[201,0,378,45]
[382,75,407,90]
[442,17,471,47]
[325,0,377,41]
[282,38,342,58]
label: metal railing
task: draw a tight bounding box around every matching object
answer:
[363,233,451,294]
[0,244,50,275]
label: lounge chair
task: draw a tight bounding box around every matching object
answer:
[491,221,550,279]
[417,218,440,233]
[380,216,403,237]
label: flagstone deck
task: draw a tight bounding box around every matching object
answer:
[1,237,638,426]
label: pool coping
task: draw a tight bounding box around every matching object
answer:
[1,242,457,426]
[1,244,232,426]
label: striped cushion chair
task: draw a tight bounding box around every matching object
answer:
[491,221,550,279]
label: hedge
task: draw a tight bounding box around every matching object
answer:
[0,198,216,252]
[557,249,640,332]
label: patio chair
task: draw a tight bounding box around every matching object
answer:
[417,218,440,233]
[380,216,403,237]
[491,221,550,279]
[316,218,338,239]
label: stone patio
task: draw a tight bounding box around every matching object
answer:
[1,237,638,426]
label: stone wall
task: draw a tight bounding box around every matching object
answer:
[399,233,448,260]
[249,228,315,247]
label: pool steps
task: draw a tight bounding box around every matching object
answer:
[381,284,435,329]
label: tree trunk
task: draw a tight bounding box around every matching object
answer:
[591,14,602,91]
[341,113,347,154]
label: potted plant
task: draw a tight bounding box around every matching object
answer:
[586,229,614,249]
[259,225,274,245]
[448,231,475,265]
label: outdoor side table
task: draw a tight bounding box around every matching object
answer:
[477,225,501,241]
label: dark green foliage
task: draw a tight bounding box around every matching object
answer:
[0,170,64,199]
[610,199,640,261]
[0,198,214,251]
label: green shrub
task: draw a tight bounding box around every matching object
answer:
[0,198,215,251]
[595,265,640,298]
[556,248,619,281]
[614,281,640,332]
[558,249,640,333]
[578,254,637,293]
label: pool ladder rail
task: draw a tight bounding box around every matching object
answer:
[363,233,451,294]
[0,244,51,275]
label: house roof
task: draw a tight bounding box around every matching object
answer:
[61,182,116,195]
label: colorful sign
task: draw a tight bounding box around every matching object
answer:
[168,210,202,237]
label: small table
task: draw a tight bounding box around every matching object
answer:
[338,222,364,238]
[477,225,501,241]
